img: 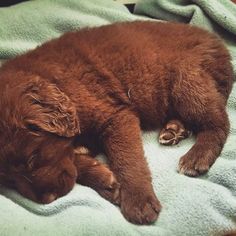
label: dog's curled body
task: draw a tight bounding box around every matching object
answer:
[0,21,233,224]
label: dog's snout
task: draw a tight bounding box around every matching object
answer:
[41,192,58,204]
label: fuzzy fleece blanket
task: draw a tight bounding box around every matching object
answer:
[0,0,236,236]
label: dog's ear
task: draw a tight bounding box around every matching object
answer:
[23,78,80,137]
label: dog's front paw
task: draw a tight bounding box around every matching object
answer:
[78,161,120,205]
[120,186,161,224]
[93,166,120,205]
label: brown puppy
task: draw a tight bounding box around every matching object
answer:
[0,21,233,224]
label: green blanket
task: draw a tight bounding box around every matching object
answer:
[0,0,236,236]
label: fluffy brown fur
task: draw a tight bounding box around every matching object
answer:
[0,21,233,224]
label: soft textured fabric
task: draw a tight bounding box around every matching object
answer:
[0,0,236,235]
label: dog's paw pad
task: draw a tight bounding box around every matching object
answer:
[159,120,191,146]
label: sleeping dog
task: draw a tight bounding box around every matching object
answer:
[0,21,233,224]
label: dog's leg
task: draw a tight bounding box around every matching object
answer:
[178,106,229,176]
[74,153,120,205]
[172,72,230,176]
[101,109,161,224]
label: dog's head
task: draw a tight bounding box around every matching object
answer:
[0,73,80,203]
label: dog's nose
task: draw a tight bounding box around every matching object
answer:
[41,192,58,204]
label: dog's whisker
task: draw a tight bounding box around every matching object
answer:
[21,174,33,183]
